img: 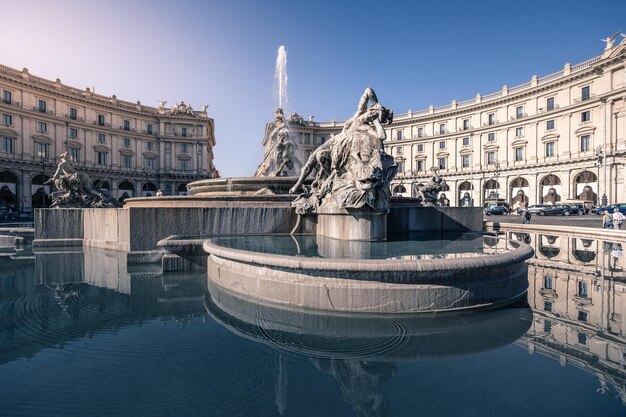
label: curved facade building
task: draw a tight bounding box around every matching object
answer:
[271,39,626,208]
[0,64,216,213]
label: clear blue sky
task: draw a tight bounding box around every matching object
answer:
[4,0,625,177]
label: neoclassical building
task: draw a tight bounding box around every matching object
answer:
[0,64,216,212]
[269,37,626,208]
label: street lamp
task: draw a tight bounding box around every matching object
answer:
[37,150,47,208]
[595,146,607,206]
[493,160,501,201]
[143,168,152,196]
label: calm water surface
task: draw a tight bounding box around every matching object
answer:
[0,232,625,417]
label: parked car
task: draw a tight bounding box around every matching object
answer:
[484,206,509,215]
[592,203,626,215]
[556,203,585,215]
[527,205,549,214]
[535,206,573,216]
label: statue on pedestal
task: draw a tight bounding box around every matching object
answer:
[290,87,396,214]
[416,168,446,207]
[46,152,119,208]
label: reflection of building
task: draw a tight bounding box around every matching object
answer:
[265,38,626,207]
[0,64,217,212]
[508,230,626,404]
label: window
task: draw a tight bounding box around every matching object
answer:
[543,276,553,289]
[147,124,153,134]
[438,158,446,169]
[123,138,131,147]
[38,121,47,133]
[96,151,107,166]
[545,141,555,157]
[98,114,105,126]
[397,130,403,141]
[544,301,553,312]
[320,136,326,144]
[439,124,446,134]
[488,132,495,142]
[515,147,524,162]
[487,151,496,165]
[546,97,555,111]
[304,149,311,159]
[396,146,403,155]
[2,137,13,154]
[181,127,188,137]
[581,86,590,101]
[417,144,424,152]
[439,141,445,149]
[179,159,190,171]
[397,162,404,173]
[581,111,590,122]
[515,106,524,119]
[38,100,47,113]
[462,155,470,168]
[145,157,155,169]
[69,128,78,139]
[578,281,588,298]
[462,137,470,146]
[515,127,524,137]
[417,127,424,138]
[462,119,469,130]
[69,148,79,162]
[578,311,588,322]
[97,133,106,143]
[580,135,590,152]
[147,141,154,151]
[417,160,425,171]
[36,142,49,157]
[2,90,11,104]
[123,120,130,131]
[578,332,587,345]
[304,133,311,144]
[181,143,189,153]
[122,155,133,168]
[546,119,555,130]
[2,114,12,126]
[69,107,77,120]
[488,113,495,125]
[544,320,552,333]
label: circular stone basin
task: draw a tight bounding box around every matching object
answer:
[204,233,534,314]
[186,176,304,196]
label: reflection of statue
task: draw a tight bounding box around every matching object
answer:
[438,192,450,207]
[289,87,396,214]
[46,152,119,208]
[461,192,473,207]
[511,189,529,209]
[312,359,394,417]
[416,168,446,207]
[542,187,560,205]
[578,185,597,202]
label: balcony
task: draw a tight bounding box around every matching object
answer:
[538,104,560,113]
[119,126,135,132]
[64,114,84,122]
[573,93,596,103]
[93,121,111,128]
[510,113,528,121]
[482,120,499,127]
[32,106,54,115]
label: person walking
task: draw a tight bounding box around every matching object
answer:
[521,209,531,224]
[613,208,625,229]
[602,210,614,229]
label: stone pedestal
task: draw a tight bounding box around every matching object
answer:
[316,206,387,241]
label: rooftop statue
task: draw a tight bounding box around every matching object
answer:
[290,87,396,214]
[45,152,119,208]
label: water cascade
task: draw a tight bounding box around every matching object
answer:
[274,46,288,110]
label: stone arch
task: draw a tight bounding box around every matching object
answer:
[483,179,501,202]
[118,180,135,201]
[510,177,530,209]
[143,182,157,197]
[177,184,188,195]
[0,171,20,211]
[539,174,562,205]
[92,180,110,192]
[393,184,407,194]
[31,173,52,208]
[574,170,598,204]
[458,181,474,207]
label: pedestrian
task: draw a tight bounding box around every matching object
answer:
[7,206,13,220]
[602,210,614,229]
[613,208,625,229]
[521,209,531,224]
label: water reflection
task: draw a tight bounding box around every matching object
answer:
[0,232,625,415]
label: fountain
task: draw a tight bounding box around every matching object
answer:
[34,83,530,313]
